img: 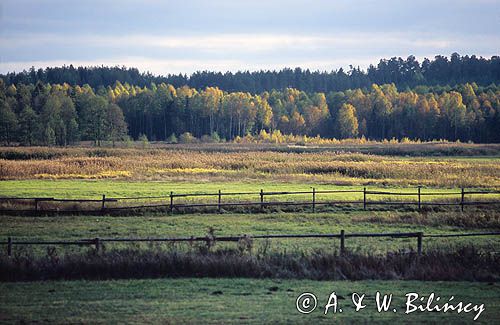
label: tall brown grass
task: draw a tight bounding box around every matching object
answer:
[1,245,498,282]
[0,146,499,187]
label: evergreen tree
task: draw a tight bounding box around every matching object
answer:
[0,99,18,144]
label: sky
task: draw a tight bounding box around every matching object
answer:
[0,0,499,75]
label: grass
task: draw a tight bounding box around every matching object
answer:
[1,144,499,323]
[1,146,499,188]
[2,244,499,282]
[1,212,499,255]
[1,278,499,323]
[1,179,498,201]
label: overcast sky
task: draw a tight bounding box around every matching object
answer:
[1,0,499,75]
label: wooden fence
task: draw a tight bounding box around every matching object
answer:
[1,187,500,215]
[2,230,500,257]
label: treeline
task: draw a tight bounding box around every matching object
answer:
[0,78,499,145]
[2,54,500,93]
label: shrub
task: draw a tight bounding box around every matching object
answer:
[200,135,212,143]
[179,132,196,144]
[166,133,178,144]
[210,132,221,143]
[138,134,149,148]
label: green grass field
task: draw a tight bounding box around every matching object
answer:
[2,212,499,255]
[1,278,498,324]
[0,179,470,197]
[2,179,498,204]
[1,145,499,323]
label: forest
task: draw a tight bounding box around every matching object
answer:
[1,54,499,93]
[0,54,499,145]
[0,77,499,145]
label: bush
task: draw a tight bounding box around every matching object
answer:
[200,135,212,143]
[138,134,149,148]
[123,136,134,148]
[166,133,178,144]
[179,132,197,144]
[211,132,221,143]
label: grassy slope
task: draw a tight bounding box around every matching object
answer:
[1,278,499,324]
[1,212,499,254]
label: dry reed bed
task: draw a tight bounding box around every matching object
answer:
[0,148,499,187]
[1,246,498,282]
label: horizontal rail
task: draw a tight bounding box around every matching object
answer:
[0,197,56,201]
[54,198,118,203]
[171,192,257,198]
[3,230,499,258]
[109,196,170,200]
[2,188,499,202]
[6,240,95,245]
[463,201,500,205]
[1,186,500,215]
[464,191,500,194]
[2,200,500,214]
[2,231,499,246]
[0,197,117,202]
[367,191,500,196]
[365,191,420,195]
[424,231,500,238]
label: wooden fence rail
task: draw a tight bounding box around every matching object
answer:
[2,231,500,257]
[1,187,500,215]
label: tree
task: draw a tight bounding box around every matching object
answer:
[439,91,466,140]
[200,87,223,135]
[254,95,273,132]
[0,77,499,145]
[289,111,305,134]
[371,84,392,139]
[18,106,38,145]
[59,96,79,145]
[0,99,18,144]
[335,103,359,138]
[39,93,62,145]
[86,96,108,146]
[105,103,128,146]
[2,55,500,93]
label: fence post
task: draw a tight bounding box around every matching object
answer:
[340,230,345,255]
[218,189,222,213]
[101,194,106,212]
[94,237,100,252]
[461,188,465,212]
[260,189,264,212]
[170,191,174,214]
[363,187,367,210]
[34,199,39,214]
[312,188,316,213]
[418,186,421,211]
[7,237,12,257]
[417,232,423,256]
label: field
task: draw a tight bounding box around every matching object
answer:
[1,279,499,324]
[1,143,500,323]
[1,144,500,188]
[2,212,500,255]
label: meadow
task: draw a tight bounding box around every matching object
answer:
[1,279,499,324]
[2,211,499,255]
[1,143,499,323]
[1,144,499,255]
[1,144,499,189]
